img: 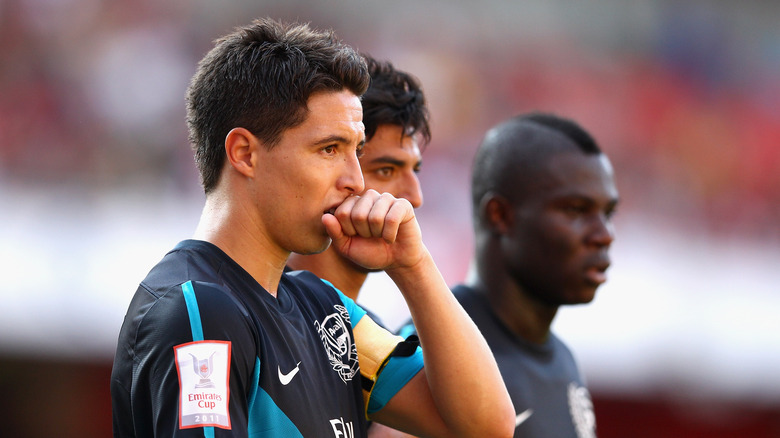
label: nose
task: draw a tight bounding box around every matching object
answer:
[587,214,615,247]
[341,153,365,194]
[401,172,424,208]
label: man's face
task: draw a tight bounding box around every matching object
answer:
[504,151,619,306]
[358,125,423,208]
[253,90,365,255]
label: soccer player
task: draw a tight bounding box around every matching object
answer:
[400,112,619,437]
[110,18,514,438]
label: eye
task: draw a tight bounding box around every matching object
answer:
[322,145,337,155]
[375,167,394,179]
[356,145,365,159]
[563,205,587,215]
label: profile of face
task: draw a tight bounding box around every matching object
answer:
[358,124,423,208]
[502,150,619,306]
[252,90,366,256]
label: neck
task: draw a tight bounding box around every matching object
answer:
[467,260,558,345]
[193,195,288,297]
[287,247,368,301]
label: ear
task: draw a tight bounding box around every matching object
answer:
[224,127,258,178]
[480,192,512,234]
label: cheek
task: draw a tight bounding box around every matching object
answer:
[522,223,581,267]
[546,227,581,255]
[360,175,390,194]
[542,216,585,248]
[293,166,329,195]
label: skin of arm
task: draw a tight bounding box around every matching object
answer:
[323,189,515,438]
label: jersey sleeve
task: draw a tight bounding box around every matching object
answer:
[321,280,424,416]
[129,280,256,437]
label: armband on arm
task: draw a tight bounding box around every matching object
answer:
[353,315,420,418]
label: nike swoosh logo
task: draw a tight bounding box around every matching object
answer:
[278,361,301,385]
[515,409,533,427]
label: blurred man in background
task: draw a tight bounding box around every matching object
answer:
[400,112,619,438]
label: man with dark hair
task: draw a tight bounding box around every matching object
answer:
[400,112,619,438]
[287,54,430,316]
[111,18,514,438]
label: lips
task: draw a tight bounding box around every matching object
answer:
[584,256,610,286]
[325,196,350,215]
[584,266,608,285]
[323,203,340,215]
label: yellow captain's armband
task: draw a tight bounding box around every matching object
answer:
[353,315,404,417]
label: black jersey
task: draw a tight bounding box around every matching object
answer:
[398,285,596,438]
[111,240,422,437]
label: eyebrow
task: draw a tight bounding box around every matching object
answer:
[555,193,620,208]
[366,155,422,168]
[312,134,365,149]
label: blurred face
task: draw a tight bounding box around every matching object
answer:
[359,125,423,208]
[503,151,619,305]
[254,90,365,255]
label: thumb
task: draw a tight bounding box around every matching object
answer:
[322,213,346,245]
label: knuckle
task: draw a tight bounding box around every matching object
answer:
[368,213,384,228]
[334,208,351,221]
[379,192,396,202]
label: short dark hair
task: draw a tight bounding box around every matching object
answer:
[360,55,431,148]
[186,18,370,193]
[471,112,602,218]
[520,112,601,154]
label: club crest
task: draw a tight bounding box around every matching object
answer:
[314,305,359,383]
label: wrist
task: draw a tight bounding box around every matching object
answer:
[385,248,436,291]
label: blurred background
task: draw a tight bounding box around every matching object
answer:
[1,0,779,436]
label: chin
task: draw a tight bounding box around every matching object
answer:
[562,286,598,305]
[294,237,332,255]
[576,289,598,304]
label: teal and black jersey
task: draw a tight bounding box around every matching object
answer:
[111,239,422,437]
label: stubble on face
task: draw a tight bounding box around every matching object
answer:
[253,90,366,256]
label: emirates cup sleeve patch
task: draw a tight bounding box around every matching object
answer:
[174,340,232,429]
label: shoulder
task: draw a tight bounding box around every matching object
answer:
[451,284,493,324]
[138,241,250,324]
[125,242,254,349]
[451,284,479,305]
[139,240,230,296]
[396,284,479,338]
[547,332,586,377]
[126,280,250,353]
[548,332,576,358]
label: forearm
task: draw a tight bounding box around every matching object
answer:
[386,250,515,437]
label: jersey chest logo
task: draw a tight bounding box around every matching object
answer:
[568,382,596,438]
[314,305,359,383]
